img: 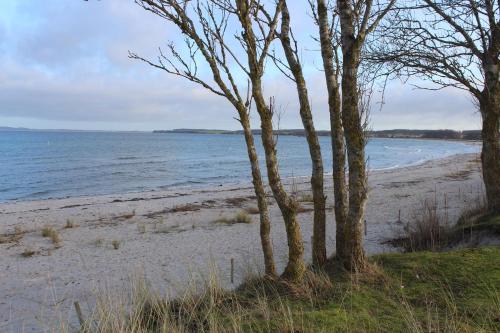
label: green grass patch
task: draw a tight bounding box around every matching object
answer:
[82,246,500,332]
[255,246,500,332]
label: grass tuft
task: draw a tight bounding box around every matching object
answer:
[21,248,37,258]
[41,226,54,238]
[214,211,252,225]
[170,204,201,213]
[41,226,61,246]
[0,227,25,244]
[388,194,495,252]
[298,193,314,202]
[112,240,121,250]
[404,198,446,251]
[14,226,23,235]
[64,219,76,229]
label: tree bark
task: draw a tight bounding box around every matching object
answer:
[480,58,500,213]
[252,80,305,282]
[316,0,348,260]
[338,0,368,271]
[237,0,305,282]
[280,2,327,268]
[238,108,277,277]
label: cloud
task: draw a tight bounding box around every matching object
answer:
[0,0,480,131]
[370,82,481,130]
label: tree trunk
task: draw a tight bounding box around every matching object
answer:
[480,59,500,213]
[280,2,327,268]
[236,0,305,282]
[238,108,277,277]
[338,0,368,272]
[316,0,348,260]
[253,83,305,282]
[341,58,368,272]
[481,108,500,213]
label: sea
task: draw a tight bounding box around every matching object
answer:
[0,130,480,203]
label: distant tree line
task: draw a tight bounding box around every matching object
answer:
[155,128,486,140]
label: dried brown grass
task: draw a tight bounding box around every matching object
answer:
[214,211,253,225]
[41,226,61,246]
[389,193,490,252]
[112,240,121,250]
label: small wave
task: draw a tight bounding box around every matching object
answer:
[17,190,53,199]
[159,180,205,189]
[31,190,52,196]
[372,164,401,171]
[373,157,432,171]
[116,156,139,160]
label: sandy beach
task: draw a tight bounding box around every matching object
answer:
[0,152,486,332]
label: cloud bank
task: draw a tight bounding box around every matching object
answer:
[0,0,480,131]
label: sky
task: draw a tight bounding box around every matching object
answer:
[0,0,482,131]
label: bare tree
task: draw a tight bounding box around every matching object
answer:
[313,0,349,261]
[312,0,395,271]
[337,0,395,271]
[232,0,306,281]
[273,0,328,267]
[372,0,500,213]
[130,0,277,277]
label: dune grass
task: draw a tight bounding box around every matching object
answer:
[77,244,499,333]
[64,219,76,229]
[389,194,499,252]
[214,211,253,225]
[111,240,121,250]
[41,226,61,246]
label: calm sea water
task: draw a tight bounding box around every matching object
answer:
[0,131,479,202]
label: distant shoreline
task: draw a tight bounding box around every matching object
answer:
[154,128,484,141]
[0,126,483,141]
[0,152,479,205]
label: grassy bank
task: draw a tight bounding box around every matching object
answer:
[247,246,500,332]
[80,244,499,333]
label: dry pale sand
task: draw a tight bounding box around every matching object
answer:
[0,153,486,332]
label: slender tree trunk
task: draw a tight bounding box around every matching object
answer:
[480,60,500,213]
[316,0,348,260]
[236,0,305,282]
[338,0,368,271]
[252,80,305,282]
[238,108,277,277]
[341,57,368,271]
[280,2,327,267]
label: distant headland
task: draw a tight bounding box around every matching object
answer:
[0,127,483,140]
[153,128,482,140]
